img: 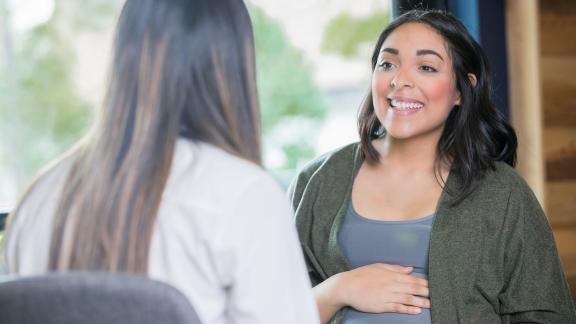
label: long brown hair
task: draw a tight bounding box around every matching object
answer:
[7,0,260,272]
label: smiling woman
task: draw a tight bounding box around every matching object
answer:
[372,23,461,146]
[289,9,576,324]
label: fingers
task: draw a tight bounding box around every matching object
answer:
[371,263,430,296]
[390,293,431,309]
[391,282,429,297]
[387,303,424,314]
[378,263,413,273]
[395,273,429,288]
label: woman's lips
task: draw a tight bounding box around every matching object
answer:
[387,97,424,115]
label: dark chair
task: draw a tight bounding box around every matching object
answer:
[0,272,201,324]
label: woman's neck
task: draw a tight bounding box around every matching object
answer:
[374,133,442,173]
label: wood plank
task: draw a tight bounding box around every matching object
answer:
[553,227,576,276]
[546,153,576,182]
[553,226,576,302]
[544,128,576,181]
[547,181,576,227]
[541,86,576,127]
[540,57,576,127]
[539,12,576,56]
[539,0,576,302]
[540,57,576,86]
[543,127,576,156]
[544,131,576,225]
[540,0,576,15]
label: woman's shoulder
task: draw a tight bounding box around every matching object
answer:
[3,153,75,259]
[16,153,75,215]
[164,140,292,241]
[464,161,542,212]
[482,161,533,194]
[167,139,283,205]
[288,142,359,204]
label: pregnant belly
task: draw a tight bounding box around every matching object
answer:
[342,272,431,324]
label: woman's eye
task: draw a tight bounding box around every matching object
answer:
[378,61,394,70]
[420,65,437,72]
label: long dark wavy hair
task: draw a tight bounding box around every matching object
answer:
[358,10,517,205]
[6,0,260,272]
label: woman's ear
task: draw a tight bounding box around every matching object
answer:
[468,73,477,88]
[455,73,478,106]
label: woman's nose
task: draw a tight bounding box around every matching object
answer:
[390,70,413,88]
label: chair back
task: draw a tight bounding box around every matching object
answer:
[0,272,201,324]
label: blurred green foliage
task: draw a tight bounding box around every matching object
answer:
[321,11,390,58]
[13,24,92,173]
[250,6,327,170]
[73,0,119,30]
[251,7,326,134]
[0,0,118,185]
[0,1,326,194]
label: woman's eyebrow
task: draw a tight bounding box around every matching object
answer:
[380,47,444,61]
[416,49,444,61]
[380,47,399,55]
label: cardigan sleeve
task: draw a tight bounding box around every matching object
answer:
[498,184,576,323]
[287,168,307,216]
[287,157,324,215]
[288,161,326,287]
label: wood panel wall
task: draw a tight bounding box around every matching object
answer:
[540,0,576,301]
[507,0,576,302]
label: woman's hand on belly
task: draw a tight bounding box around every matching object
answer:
[313,263,429,323]
[338,263,430,314]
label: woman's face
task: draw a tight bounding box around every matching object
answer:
[372,22,460,141]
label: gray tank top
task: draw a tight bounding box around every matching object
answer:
[339,202,433,324]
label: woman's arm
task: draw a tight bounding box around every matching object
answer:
[499,185,576,322]
[314,264,430,323]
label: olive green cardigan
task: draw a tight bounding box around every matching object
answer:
[289,143,576,324]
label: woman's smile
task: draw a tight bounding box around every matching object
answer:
[387,97,424,116]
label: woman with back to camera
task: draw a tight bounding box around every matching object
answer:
[1,0,320,323]
[289,10,576,324]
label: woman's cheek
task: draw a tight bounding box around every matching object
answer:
[372,74,392,108]
[423,77,458,109]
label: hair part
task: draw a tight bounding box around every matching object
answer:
[358,10,517,205]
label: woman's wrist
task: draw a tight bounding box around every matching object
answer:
[313,272,349,323]
[325,271,349,309]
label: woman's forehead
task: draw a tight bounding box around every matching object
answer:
[380,23,449,57]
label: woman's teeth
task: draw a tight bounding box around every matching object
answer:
[391,99,424,110]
